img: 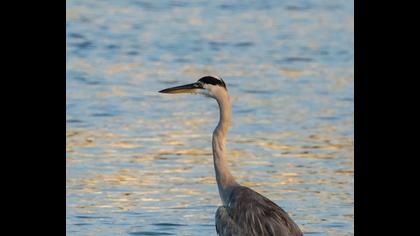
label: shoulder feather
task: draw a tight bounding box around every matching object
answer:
[223,186,303,236]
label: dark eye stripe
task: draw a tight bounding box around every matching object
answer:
[198,76,227,89]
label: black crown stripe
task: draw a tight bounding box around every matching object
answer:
[198,76,227,89]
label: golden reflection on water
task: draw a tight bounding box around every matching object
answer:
[67,1,353,234]
[68,126,353,235]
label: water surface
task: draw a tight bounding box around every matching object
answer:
[67,0,354,235]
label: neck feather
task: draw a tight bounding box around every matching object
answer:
[212,92,238,205]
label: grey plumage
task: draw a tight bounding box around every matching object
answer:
[159,76,303,236]
[215,186,303,236]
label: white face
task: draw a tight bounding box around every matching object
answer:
[198,83,227,100]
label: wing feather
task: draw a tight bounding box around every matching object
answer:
[215,186,303,236]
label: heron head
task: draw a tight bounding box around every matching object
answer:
[159,76,228,99]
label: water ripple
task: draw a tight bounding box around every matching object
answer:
[67,0,353,235]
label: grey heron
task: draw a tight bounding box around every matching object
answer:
[159,76,303,236]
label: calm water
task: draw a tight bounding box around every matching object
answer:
[66,0,354,235]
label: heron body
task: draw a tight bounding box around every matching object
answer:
[159,76,303,236]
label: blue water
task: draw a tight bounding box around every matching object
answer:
[67,0,353,235]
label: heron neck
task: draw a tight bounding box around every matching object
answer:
[212,93,237,205]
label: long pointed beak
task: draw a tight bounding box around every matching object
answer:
[159,82,203,94]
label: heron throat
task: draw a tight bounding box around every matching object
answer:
[212,92,238,205]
